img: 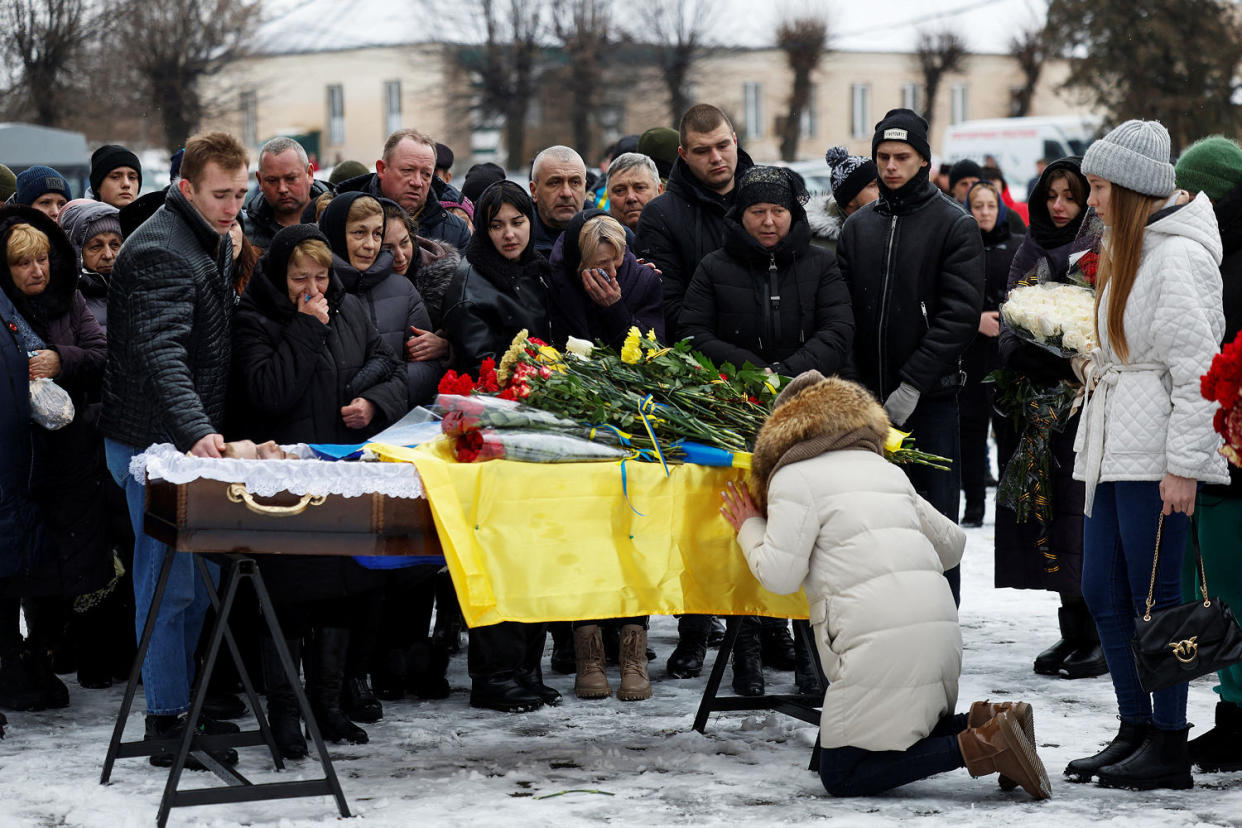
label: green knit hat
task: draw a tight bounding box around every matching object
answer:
[328,160,369,186]
[638,127,680,180]
[0,165,15,202]
[1175,135,1242,201]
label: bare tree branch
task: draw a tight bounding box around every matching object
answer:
[630,0,713,125]
[111,0,262,151]
[550,0,612,162]
[776,15,828,161]
[1,0,91,127]
[914,29,968,134]
[1008,22,1047,117]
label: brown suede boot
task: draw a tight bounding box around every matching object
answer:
[958,710,1052,800]
[573,625,611,699]
[617,625,652,701]
[967,700,1035,792]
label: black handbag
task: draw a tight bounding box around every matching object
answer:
[1130,515,1242,693]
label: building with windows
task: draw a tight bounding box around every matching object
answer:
[208,35,1090,173]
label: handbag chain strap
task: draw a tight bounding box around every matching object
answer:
[1143,514,1211,623]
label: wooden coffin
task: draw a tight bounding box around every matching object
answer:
[144,479,441,558]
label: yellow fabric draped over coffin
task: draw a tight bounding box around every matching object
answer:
[371,439,809,628]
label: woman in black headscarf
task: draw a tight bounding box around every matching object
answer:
[994,157,1106,680]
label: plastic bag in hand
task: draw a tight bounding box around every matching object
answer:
[29,378,74,431]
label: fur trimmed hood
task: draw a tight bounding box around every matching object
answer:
[751,373,889,510]
[805,193,845,242]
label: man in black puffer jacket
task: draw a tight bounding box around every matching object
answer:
[634,104,754,342]
[101,132,250,768]
[838,108,984,606]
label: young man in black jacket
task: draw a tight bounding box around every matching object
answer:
[837,108,985,605]
[634,104,754,342]
[101,132,250,768]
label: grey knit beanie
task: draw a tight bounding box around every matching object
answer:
[1081,120,1176,197]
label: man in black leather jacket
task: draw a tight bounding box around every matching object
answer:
[837,108,985,605]
[101,132,250,767]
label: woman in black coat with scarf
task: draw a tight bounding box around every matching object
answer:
[0,205,113,710]
[440,181,560,714]
[994,157,1106,680]
[231,223,406,757]
[679,166,854,700]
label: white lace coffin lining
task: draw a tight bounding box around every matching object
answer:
[129,443,424,499]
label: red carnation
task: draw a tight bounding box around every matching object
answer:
[455,430,483,462]
[478,357,500,393]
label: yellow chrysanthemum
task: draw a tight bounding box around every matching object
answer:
[621,327,642,364]
[497,329,529,386]
[646,328,658,342]
[537,345,561,363]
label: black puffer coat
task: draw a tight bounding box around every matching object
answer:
[0,206,111,597]
[679,209,853,377]
[230,224,406,603]
[336,172,470,253]
[101,184,236,452]
[546,209,664,349]
[441,230,551,374]
[962,221,1023,387]
[633,150,755,341]
[320,191,442,405]
[0,247,42,582]
[231,225,407,445]
[837,171,984,402]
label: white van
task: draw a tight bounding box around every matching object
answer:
[940,115,1102,201]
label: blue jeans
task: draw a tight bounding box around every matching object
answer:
[1082,481,1189,730]
[819,713,968,796]
[902,394,962,606]
[105,439,217,716]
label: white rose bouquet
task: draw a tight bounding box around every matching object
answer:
[1000,282,1097,358]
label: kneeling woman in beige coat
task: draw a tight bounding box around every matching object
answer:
[721,371,1051,799]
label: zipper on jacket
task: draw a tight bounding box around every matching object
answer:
[920,301,929,329]
[767,255,782,347]
[877,214,898,398]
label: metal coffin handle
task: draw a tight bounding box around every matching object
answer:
[226,483,326,518]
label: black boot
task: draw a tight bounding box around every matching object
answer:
[707,616,726,647]
[1189,700,1242,772]
[548,622,575,675]
[731,618,764,697]
[1097,726,1193,790]
[666,615,711,679]
[145,713,240,769]
[1033,607,1077,675]
[305,628,368,744]
[430,571,464,655]
[1060,606,1108,679]
[371,647,407,701]
[260,636,307,760]
[342,674,383,723]
[792,620,824,696]
[468,622,542,713]
[408,639,451,700]
[26,645,69,709]
[1064,720,1149,782]
[0,646,47,711]
[515,623,561,706]
[760,619,796,671]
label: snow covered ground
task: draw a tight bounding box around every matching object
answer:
[3,494,1241,828]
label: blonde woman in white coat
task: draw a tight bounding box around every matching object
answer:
[721,371,1050,799]
[1066,120,1229,791]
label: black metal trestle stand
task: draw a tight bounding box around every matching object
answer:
[692,617,826,734]
[101,551,351,827]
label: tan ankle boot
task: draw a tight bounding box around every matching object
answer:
[616,625,652,701]
[573,625,611,699]
[967,700,1035,791]
[958,710,1052,800]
